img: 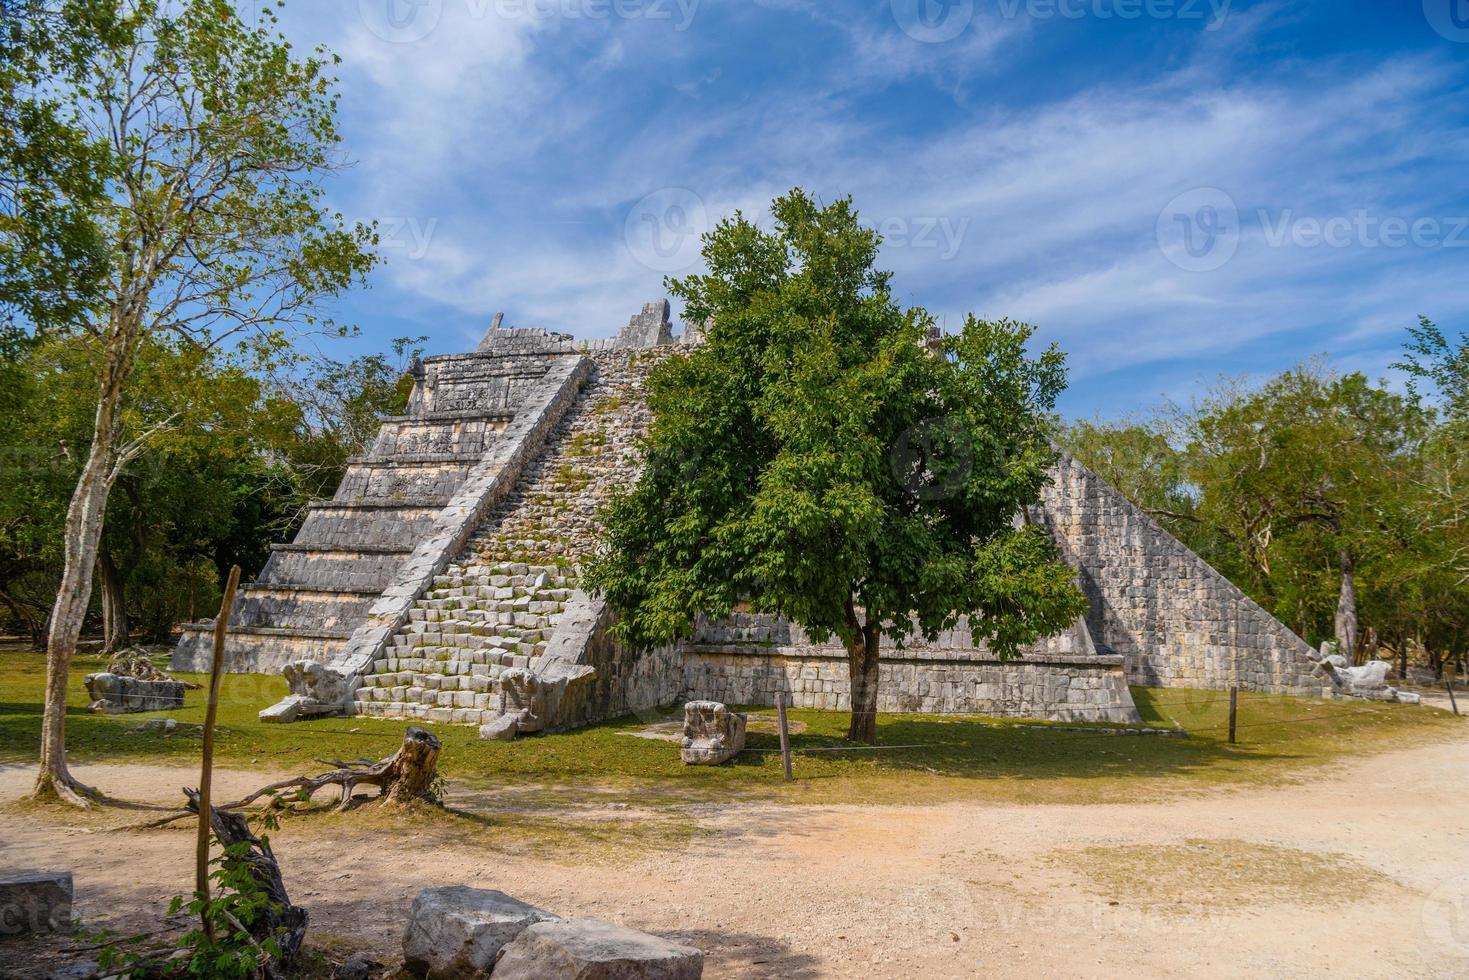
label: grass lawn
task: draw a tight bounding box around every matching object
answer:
[0,650,1461,807]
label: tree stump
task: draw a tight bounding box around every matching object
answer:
[225,726,443,812]
[183,789,308,976]
[382,726,442,805]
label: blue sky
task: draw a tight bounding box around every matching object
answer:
[279,0,1469,418]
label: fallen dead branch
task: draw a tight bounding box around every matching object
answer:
[121,727,444,830]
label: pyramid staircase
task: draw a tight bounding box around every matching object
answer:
[350,351,659,723]
[170,354,555,674]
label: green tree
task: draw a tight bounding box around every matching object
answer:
[585,190,1087,743]
[1182,367,1422,657]
[0,1,117,333]
[4,0,378,807]
[1393,318,1469,673]
[1397,316,1469,421]
[0,330,421,655]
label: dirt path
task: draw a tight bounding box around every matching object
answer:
[2,731,1468,979]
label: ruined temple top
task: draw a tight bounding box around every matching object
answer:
[475,299,696,356]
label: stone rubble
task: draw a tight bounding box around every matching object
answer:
[402,887,558,980]
[0,871,73,936]
[680,701,747,765]
[492,916,704,980]
[82,673,184,714]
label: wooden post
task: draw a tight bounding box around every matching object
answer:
[1447,680,1460,717]
[1228,686,1239,745]
[196,565,241,940]
[776,693,793,781]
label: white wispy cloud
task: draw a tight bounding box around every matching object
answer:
[286,1,1469,415]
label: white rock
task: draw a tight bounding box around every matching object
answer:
[492,916,703,980]
[402,887,558,979]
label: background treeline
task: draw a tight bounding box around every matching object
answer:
[3,313,1463,681]
[0,324,422,650]
[1064,318,1469,679]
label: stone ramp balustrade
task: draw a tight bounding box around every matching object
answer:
[353,349,664,724]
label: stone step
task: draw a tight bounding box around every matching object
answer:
[344,453,486,466]
[352,700,501,725]
[242,583,381,597]
[307,500,448,513]
[180,622,355,641]
[379,409,517,423]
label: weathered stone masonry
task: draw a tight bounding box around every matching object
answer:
[177,300,1337,731]
[1036,455,1330,697]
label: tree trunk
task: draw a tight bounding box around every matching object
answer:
[1334,547,1358,663]
[844,601,881,745]
[32,324,136,807]
[382,727,443,805]
[98,546,128,655]
[0,586,43,651]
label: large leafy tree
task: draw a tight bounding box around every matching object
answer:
[1394,318,1469,673]
[1180,367,1423,657]
[585,190,1087,743]
[2,0,378,806]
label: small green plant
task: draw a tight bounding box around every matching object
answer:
[554,465,592,490]
[567,431,606,457]
[95,817,293,978]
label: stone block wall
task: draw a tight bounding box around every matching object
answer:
[231,588,377,632]
[1036,453,1328,696]
[683,612,1140,723]
[334,459,472,502]
[679,648,1136,723]
[292,504,445,551]
[173,627,347,674]
[536,597,684,732]
[256,547,408,594]
[372,417,509,456]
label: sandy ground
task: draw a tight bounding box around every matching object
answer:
[2,730,1468,979]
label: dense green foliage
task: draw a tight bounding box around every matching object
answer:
[585,190,1087,740]
[0,332,419,646]
[1065,322,1469,676]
